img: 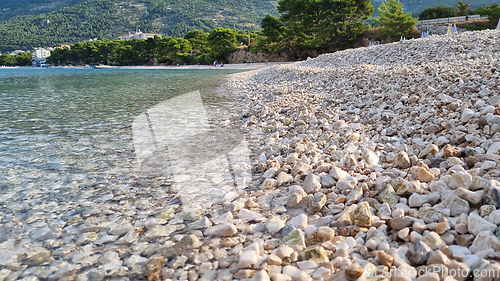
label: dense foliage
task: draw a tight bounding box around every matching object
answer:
[253,0,374,57]
[478,3,500,25]
[0,0,87,21]
[47,28,248,66]
[206,28,238,60]
[375,0,417,41]
[0,0,278,52]
[0,52,32,66]
[41,0,424,66]
[418,5,458,19]
[26,0,379,67]
[0,0,150,52]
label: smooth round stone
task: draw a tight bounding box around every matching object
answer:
[333,248,349,258]
[344,237,356,248]
[276,245,295,259]
[315,226,335,242]
[336,242,349,250]
[345,263,364,280]
[398,227,410,240]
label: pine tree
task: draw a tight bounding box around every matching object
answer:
[206,28,237,60]
[275,0,373,50]
[375,0,417,42]
[455,1,471,16]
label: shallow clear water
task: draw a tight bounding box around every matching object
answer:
[0,68,241,193]
[0,68,256,275]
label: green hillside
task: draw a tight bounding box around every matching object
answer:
[0,0,146,51]
[0,0,277,52]
[0,0,88,21]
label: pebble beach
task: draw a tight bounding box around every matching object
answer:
[2,29,500,281]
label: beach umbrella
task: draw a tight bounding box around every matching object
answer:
[447,24,452,35]
[497,19,500,29]
[453,24,458,33]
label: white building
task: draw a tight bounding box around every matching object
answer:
[119,31,162,40]
[32,47,51,67]
[10,50,26,55]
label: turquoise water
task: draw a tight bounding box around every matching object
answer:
[0,68,241,188]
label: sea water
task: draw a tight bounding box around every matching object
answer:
[0,68,247,246]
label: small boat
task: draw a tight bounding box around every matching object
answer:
[93,65,114,69]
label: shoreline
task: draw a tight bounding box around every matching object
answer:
[118,62,294,70]
[0,62,294,70]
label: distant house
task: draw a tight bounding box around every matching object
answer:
[60,44,71,49]
[10,50,26,55]
[32,47,51,67]
[119,31,162,40]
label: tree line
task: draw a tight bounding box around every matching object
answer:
[48,0,417,66]
[0,52,32,66]
[48,28,260,65]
